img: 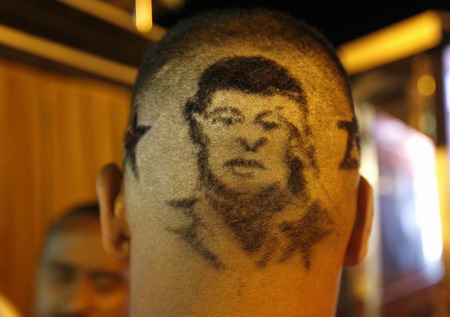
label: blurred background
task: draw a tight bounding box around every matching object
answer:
[1,0,450,316]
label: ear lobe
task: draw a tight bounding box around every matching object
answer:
[96,163,130,261]
[344,175,374,266]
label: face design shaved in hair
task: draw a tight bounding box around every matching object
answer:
[124,8,359,274]
[162,56,333,269]
[107,9,373,317]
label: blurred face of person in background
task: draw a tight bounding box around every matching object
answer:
[35,212,129,317]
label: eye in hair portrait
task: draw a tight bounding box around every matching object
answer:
[165,56,334,270]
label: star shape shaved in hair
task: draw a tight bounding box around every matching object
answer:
[124,112,151,178]
[338,118,360,170]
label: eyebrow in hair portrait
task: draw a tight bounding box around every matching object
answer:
[160,55,334,270]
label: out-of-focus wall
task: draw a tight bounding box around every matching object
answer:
[0,58,131,316]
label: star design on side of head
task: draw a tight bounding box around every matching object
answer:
[124,112,151,178]
[338,117,360,170]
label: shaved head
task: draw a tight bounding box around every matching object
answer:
[98,9,372,317]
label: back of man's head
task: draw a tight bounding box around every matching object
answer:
[98,9,373,317]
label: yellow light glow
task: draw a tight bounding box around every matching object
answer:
[338,11,442,75]
[404,135,442,265]
[161,0,184,10]
[135,0,153,33]
[0,23,137,85]
[417,74,436,96]
[57,0,166,41]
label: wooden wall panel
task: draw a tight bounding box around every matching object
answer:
[0,58,131,316]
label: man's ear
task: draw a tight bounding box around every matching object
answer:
[96,163,130,261]
[344,175,374,266]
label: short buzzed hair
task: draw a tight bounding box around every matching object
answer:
[131,8,353,120]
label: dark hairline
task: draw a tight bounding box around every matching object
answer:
[185,55,307,119]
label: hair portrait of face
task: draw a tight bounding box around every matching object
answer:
[165,56,332,269]
[197,90,295,195]
[97,9,374,316]
[187,56,313,199]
